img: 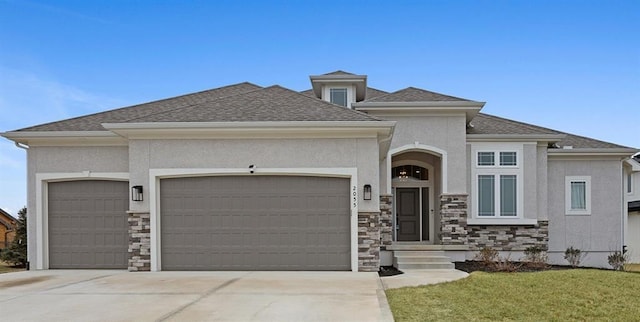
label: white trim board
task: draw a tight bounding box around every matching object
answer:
[387,143,448,194]
[148,167,359,272]
[34,172,130,270]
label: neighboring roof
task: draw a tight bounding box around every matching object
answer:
[0,208,16,230]
[299,87,388,100]
[629,200,640,212]
[469,113,634,149]
[120,85,382,123]
[16,82,262,132]
[364,87,471,102]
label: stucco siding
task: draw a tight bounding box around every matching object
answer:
[522,143,538,220]
[547,158,623,267]
[383,114,468,194]
[26,146,129,267]
[129,138,380,213]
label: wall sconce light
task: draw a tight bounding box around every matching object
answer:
[132,185,143,201]
[363,184,372,200]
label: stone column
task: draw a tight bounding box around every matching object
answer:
[440,194,468,246]
[358,212,380,272]
[379,194,393,250]
[127,211,151,272]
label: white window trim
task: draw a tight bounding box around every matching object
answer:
[471,145,524,220]
[322,85,355,109]
[627,173,633,195]
[565,176,591,215]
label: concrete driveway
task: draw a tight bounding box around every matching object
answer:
[0,270,393,322]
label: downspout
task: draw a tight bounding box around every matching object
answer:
[621,159,627,254]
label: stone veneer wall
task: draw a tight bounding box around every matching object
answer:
[358,212,380,272]
[379,194,393,250]
[128,211,151,272]
[467,221,549,251]
[440,194,468,245]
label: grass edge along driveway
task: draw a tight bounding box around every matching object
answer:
[386,269,640,321]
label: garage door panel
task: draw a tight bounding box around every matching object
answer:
[161,175,350,271]
[48,180,128,269]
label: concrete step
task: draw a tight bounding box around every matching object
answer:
[394,256,452,264]
[393,250,446,257]
[396,262,455,270]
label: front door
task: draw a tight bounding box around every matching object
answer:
[397,188,420,241]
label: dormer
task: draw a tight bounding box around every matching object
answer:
[309,71,367,108]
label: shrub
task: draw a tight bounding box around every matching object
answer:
[608,251,627,271]
[524,245,548,269]
[494,254,522,272]
[564,246,584,268]
[475,246,498,266]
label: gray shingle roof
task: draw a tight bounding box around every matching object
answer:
[365,87,471,102]
[323,70,355,76]
[469,113,633,149]
[18,82,262,131]
[122,85,381,123]
[299,87,388,101]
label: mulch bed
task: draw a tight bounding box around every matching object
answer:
[378,266,404,277]
[455,260,573,273]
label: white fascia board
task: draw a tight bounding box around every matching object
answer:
[102,121,396,140]
[353,101,486,108]
[548,148,639,158]
[467,134,566,143]
[354,102,484,122]
[625,158,640,171]
[1,131,127,146]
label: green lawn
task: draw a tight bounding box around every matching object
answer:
[386,269,640,321]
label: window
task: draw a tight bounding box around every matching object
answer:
[565,176,591,215]
[330,88,348,107]
[478,152,495,166]
[499,152,517,166]
[628,173,633,194]
[472,148,522,218]
[392,165,428,181]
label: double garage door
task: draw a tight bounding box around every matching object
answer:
[47,176,351,270]
[160,176,351,271]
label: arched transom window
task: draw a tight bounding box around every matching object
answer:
[392,165,428,181]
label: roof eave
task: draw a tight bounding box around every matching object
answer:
[1,131,127,146]
[102,121,396,140]
[354,102,485,123]
[466,134,566,142]
[548,148,639,157]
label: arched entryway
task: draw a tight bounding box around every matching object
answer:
[390,148,443,244]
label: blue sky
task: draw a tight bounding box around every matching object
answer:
[0,0,638,216]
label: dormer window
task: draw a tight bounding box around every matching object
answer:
[330,88,348,107]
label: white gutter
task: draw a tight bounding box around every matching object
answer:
[353,101,485,108]
[467,134,566,142]
[15,142,29,150]
[101,121,396,130]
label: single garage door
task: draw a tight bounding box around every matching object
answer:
[48,180,129,269]
[160,176,351,271]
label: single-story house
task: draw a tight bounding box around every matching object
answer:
[2,71,638,271]
[0,208,17,249]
